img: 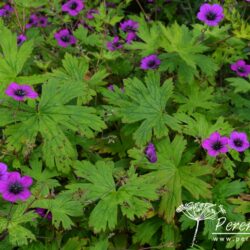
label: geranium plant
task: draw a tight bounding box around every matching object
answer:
[0,0,249,249]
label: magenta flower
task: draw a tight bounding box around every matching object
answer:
[107,36,123,51]
[120,20,138,33]
[0,4,13,17]
[197,4,224,26]
[231,60,250,77]
[202,132,228,157]
[5,82,38,101]
[62,0,84,16]
[86,9,99,19]
[145,143,157,163]
[140,54,161,70]
[0,172,32,203]
[26,14,38,29]
[228,131,249,152]
[54,29,76,47]
[36,208,52,220]
[126,32,137,44]
[17,34,27,46]
[105,2,116,8]
[37,16,48,27]
[107,85,114,91]
[0,163,8,182]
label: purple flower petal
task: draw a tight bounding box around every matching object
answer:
[197,3,224,26]
[62,0,84,16]
[107,36,123,51]
[21,176,33,187]
[140,54,161,70]
[202,132,229,157]
[228,131,249,152]
[0,171,32,202]
[120,20,138,33]
[54,29,77,47]
[5,83,38,101]
[145,143,157,163]
[231,60,250,77]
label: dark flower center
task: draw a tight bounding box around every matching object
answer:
[233,139,243,147]
[28,18,34,24]
[113,42,121,48]
[61,35,70,42]
[212,141,222,150]
[17,38,22,44]
[237,67,245,73]
[8,182,23,194]
[147,60,156,68]
[125,26,135,32]
[14,89,26,97]
[206,11,217,21]
[70,2,78,10]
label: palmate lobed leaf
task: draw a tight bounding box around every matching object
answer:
[132,217,163,245]
[212,179,247,221]
[69,161,161,232]
[89,193,118,233]
[174,83,218,114]
[73,26,103,47]
[0,204,38,246]
[175,113,232,139]
[32,194,83,230]
[51,53,108,104]
[1,81,106,172]
[159,22,218,82]
[103,71,180,146]
[226,77,250,93]
[134,135,213,222]
[126,18,161,55]
[0,27,34,78]
[72,160,116,201]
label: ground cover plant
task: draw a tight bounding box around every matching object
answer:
[0,0,249,249]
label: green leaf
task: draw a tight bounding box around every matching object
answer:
[213,179,247,221]
[159,22,218,81]
[32,194,83,230]
[14,0,48,7]
[0,27,34,85]
[1,81,106,172]
[73,160,116,201]
[226,77,250,93]
[89,237,109,250]
[176,113,232,139]
[62,237,88,250]
[52,53,108,103]
[23,158,60,196]
[174,84,217,114]
[133,217,163,245]
[89,193,118,233]
[127,18,161,55]
[0,204,38,246]
[142,136,212,222]
[69,161,160,232]
[103,71,180,146]
[118,168,160,220]
[73,26,102,47]
[180,164,212,199]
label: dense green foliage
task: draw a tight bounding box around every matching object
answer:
[0,0,249,249]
